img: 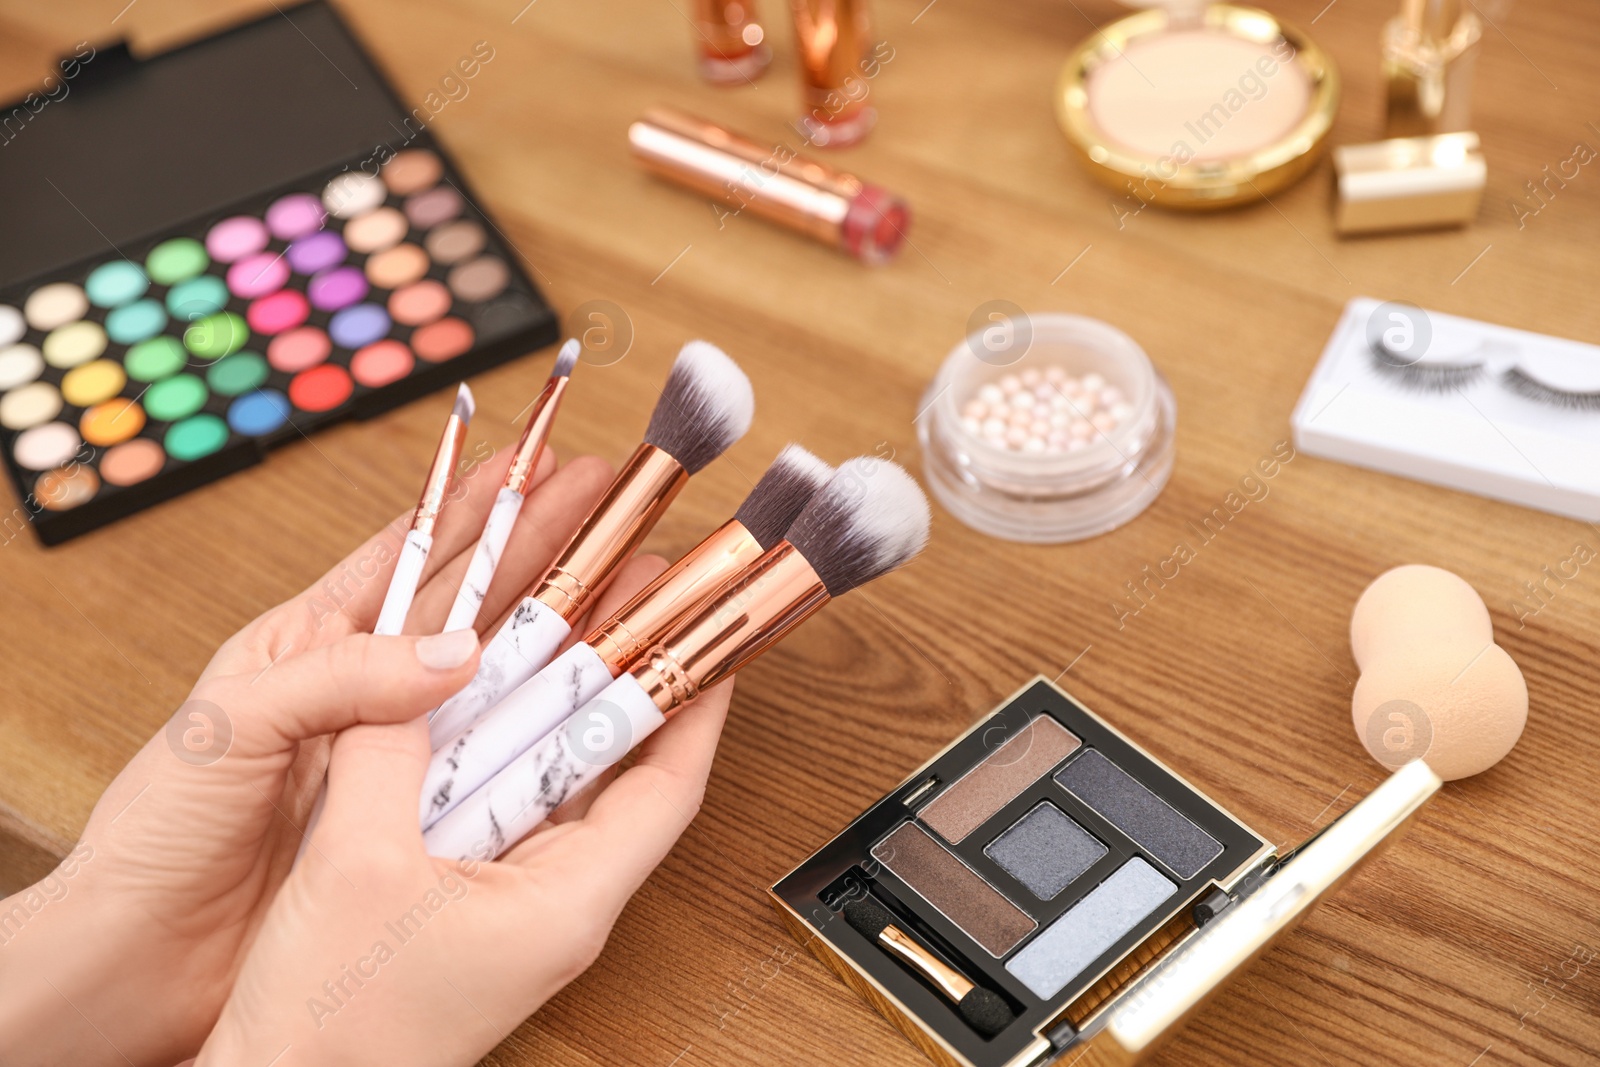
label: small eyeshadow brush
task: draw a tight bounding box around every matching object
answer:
[442,339,579,633]
[425,341,755,739]
[376,382,476,635]
[422,455,931,860]
[419,444,832,824]
[842,898,1015,1038]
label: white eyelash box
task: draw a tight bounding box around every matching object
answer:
[1292,296,1600,522]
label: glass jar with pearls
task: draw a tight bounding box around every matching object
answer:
[917,313,1175,543]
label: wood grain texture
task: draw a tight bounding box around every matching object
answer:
[2,1,1598,1065]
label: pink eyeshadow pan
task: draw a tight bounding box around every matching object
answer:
[351,339,414,386]
[247,289,310,335]
[919,716,1081,843]
[388,280,451,326]
[206,216,269,263]
[265,193,328,240]
[267,326,332,373]
[308,266,369,311]
[228,252,290,299]
[405,185,463,229]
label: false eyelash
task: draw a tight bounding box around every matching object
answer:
[1500,368,1600,412]
[1367,341,1485,392]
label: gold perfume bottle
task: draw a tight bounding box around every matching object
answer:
[1381,0,1482,137]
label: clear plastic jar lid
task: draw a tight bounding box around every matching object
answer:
[917,312,1175,543]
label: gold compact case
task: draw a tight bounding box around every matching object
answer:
[1054,5,1340,209]
[770,677,1440,1067]
[1333,131,1485,235]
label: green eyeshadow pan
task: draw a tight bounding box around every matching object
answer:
[164,414,229,461]
[145,238,210,285]
[126,337,187,381]
[207,352,270,396]
[144,374,209,421]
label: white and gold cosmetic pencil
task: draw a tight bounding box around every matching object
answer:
[423,456,930,861]
[299,384,473,861]
[420,445,832,824]
[442,340,578,633]
[424,341,755,741]
[376,382,476,635]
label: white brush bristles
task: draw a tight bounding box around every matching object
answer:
[452,382,476,424]
[643,340,755,474]
[783,456,932,596]
[552,338,580,379]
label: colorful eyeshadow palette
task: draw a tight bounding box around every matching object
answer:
[0,2,556,544]
[771,677,1439,1067]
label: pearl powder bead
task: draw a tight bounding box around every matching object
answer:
[961,416,982,434]
[978,384,1003,405]
[1082,372,1105,391]
[1005,426,1028,446]
[1022,437,1046,453]
[958,362,1141,455]
[962,399,987,419]
[1092,413,1117,433]
[1000,374,1021,393]
[981,417,1006,437]
[1044,366,1065,383]
[1020,368,1041,387]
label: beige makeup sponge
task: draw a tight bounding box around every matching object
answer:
[1352,643,1527,780]
[1350,564,1493,670]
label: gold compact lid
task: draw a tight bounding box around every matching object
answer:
[1067,760,1441,1066]
[1055,4,1340,210]
[1333,131,1486,235]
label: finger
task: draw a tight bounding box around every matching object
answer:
[214,629,481,759]
[275,441,520,639]
[503,680,734,904]
[409,454,617,636]
[322,717,431,843]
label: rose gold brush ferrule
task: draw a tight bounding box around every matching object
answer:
[789,0,876,147]
[587,519,764,671]
[412,413,470,539]
[503,374,571,496]
[628,107,908,264]
[628,542,829,715]
[878,926,974,1002]
[530,443,687,622]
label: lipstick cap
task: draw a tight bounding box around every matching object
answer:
[1333,131,1485,235]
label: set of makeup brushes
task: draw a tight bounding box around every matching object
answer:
[360,339,930,862]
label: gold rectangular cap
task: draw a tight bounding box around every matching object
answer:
[1334,132,1485,235]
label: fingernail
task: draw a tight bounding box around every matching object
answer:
[416,629,479,670]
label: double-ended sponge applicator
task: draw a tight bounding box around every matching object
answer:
[426,341,755,741]
[423,455,932,861]
[420,444,832,824]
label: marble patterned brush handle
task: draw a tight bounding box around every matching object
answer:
[425,596,572,745]
[443,486,524,633]
[374,530,431,636]
[420,641,615,827]
[422,674,664,861]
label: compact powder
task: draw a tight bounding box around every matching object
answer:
[920,716,1081,843]
[1087,30,1311,164]
[1056,750,1224,879]
[871,823,1036,957]
[985,802,1107,900]
[344,207,409,253]
[14,422,81,471]
[1004,857,1177,999]
[448,256,509,302]
[382,149,443,195]
[101,438,166,486]
[425,219,486,264]
[35,464,99,511]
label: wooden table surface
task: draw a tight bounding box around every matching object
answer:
[3,0,1598,1064]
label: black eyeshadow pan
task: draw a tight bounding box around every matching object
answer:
[982,801,1107,900]
[1054,749,1224,879]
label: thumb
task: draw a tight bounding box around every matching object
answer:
[212,629,480,759]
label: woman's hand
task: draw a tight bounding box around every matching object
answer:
[0,441,719,1067]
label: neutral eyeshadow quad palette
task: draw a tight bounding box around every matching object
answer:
[0,1,557,544]
[771,678,1441,1067]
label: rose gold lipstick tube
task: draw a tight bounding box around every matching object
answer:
[504,374,570,496]
[531,443,688,622]
[694,0,772,85]
[588,518,766,670]
[789,0,876,147]
[413,409,470,539]
[628,107,909,265]
[629,542,829,712]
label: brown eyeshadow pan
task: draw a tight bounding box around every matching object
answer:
[919,715,1081,843]
[870,822,1036,957]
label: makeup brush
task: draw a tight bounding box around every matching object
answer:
[442,339,579,633]
[376,382,475,635]
[842,898,1015,1038]
[425,341,755,740]
[422,456,931,861]
[298,383,474,861]
[419,444,833,824]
